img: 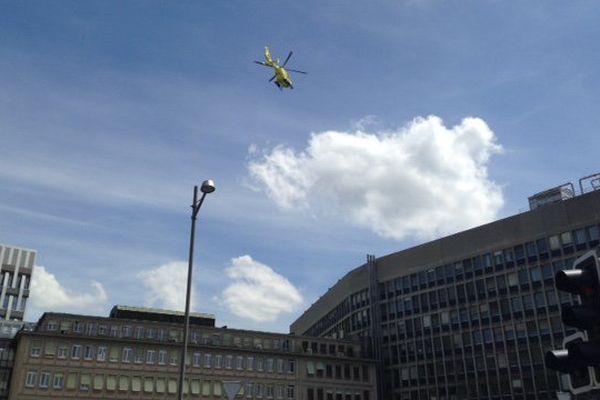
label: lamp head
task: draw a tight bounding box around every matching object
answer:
[201,179,216,194]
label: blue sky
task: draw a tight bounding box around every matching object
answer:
[1,1,599,332]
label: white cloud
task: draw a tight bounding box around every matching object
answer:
[219,256,303,323]
[29,266,108,314]
[249,115,504,240]
[138,261,193,312]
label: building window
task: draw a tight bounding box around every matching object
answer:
[97,346,107,362]
[122,347,132,363]
[215,354,223,368]
[73,321,83,333]
[39,372,51,388]
[158,350,167,365]
[170,350,179,365]
[131,376,142,392]
[85,323,97,336]
[30,340,41,357]
[588,225,599,242]
[144,377,154,393]
[134,348,144,363]
[118,376,129,392]
[169,379,178,394]
[53,373,64,389]
[146,349,156,364]
[561,232,573,246]
[66,373,77,390]
[135,326,144,339]
[71,345,82,360]
[236,355,244,370]
[80,374,91,391]
[156,378,166,393]
[204,353,212,368]
[193,352,202,367]
[146,328,155,339]
[57,345,68,359]
[93,375,104,390]
[122,326,132,337]
[83,345,94,360]
[25,371,37,387]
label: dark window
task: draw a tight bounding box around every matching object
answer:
[447,286,456,303]
[518,270,529,285]
[525,242,537,258]
[497,275,506,290]
[494,251,504,265]
[435,266,444,282]
[454,262,464,279]
[574,228,587,245]
[536,238,549,255]
[504,249,514,263]
[522,294,534,311]
[587,225,599,242]
[542,264,553,280]
[514,245,525,262]
[473,256,482,272]
[444,264,454,282]
[482,254,492,268]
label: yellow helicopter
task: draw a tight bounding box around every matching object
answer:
[254,47,307,90]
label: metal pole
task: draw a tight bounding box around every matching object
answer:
[178,185,206,400]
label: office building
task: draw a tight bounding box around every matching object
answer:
[9,305,377,399]
[0,244,36,400]
[0,244,36,322]
[291,178,600,400]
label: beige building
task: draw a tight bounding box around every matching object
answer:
[9,306,377,399]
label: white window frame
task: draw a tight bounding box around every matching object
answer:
[203,353,212,368]
[71,345,82,360]
[122,347,132,363]
[146,349,156,364]
[57,345,68,359]
[53,373,64,389]
[83,345,94,360]
[97,346,107,362]
[25,371,37,387]
[158,350,167,365]
[39,372,51,388]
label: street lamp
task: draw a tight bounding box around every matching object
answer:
[178,179,215,400]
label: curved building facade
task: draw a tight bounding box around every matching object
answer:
[291,187,600,400]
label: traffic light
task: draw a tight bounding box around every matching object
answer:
[546,332,593,394]
[545,250,600,394]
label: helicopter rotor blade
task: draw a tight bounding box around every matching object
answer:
[269,75,276,82]
[287,69,307,74]
[254,61,271,67]
[282,51,293,67]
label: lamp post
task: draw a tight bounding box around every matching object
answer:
[178,179,215,400]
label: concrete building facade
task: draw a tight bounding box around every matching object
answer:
[0,243,36,400]
[9,306,377,400]
[0,244,36,322]
[291,186,600,400]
